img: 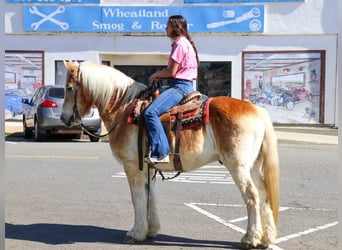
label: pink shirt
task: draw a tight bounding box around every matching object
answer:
[168,36,198,81]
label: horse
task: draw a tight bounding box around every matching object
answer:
[60,61,279,249]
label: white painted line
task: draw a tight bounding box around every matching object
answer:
[111,166,234,184]
[185,202,337,250]
[211,181,235,185]
[184,203,246,234]
[275,221,338,244]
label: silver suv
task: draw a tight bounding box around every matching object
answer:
[22,85,102,142]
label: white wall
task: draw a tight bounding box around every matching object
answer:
[265,0,337,34]
[4,0,339,125]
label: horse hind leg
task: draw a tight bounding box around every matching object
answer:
[226,162,264,249]
[251,159,277,246]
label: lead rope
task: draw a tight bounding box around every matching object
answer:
[80,122,117,138]
[146,164,180,219]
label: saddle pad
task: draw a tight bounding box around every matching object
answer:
[127,97,212,129]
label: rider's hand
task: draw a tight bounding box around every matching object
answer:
[149,72,160,84]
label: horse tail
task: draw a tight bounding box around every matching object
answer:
[260,109,279,224]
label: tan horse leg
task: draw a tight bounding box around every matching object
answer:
[251,160,277,247]
[146,168,161,238]
[122,164,161,243]
[123,164,149,243]
[228,164,263,249]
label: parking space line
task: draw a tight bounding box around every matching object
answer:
[111,165,235,184]
[275,221,338,244]
[184,203,246,234]
[185,202,338,250]
[5,154,99,159]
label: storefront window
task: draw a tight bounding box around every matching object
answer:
[115,65,168,86]
[242,51,324,124]
[116,62,232,97]
[198,62,231,97]
[55,60,85,85]
[4,51,44,119]
[5,51,43,91]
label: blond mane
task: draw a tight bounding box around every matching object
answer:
[79,62,146,108]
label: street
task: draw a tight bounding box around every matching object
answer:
[5,136,338,249]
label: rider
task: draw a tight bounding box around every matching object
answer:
[144,15,200,164]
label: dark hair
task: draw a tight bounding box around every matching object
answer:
[168,15,200,66]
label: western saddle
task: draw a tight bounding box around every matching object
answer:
[128,85,211,174]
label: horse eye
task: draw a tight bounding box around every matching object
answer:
[66,86,73,91]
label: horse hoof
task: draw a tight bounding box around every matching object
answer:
[241,242,253,249]
[241,242,269,249]
[123,235,139,244]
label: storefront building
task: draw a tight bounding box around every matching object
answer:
[4,0,339,126]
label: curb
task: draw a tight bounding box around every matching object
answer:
[5,121,338,145]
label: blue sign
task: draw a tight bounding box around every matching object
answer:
[24,5,264,33]
[185,0,303,2]
[7,0,100,3]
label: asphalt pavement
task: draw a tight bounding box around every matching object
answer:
[4,120,338,145]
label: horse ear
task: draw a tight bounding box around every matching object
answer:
[64,60,72,71]
[64,60,78,72]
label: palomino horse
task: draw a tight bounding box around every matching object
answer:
[61,61,279,249]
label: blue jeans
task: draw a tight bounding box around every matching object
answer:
[144,80,194,158]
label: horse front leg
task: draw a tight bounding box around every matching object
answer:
[122,164,149,243]
[146,167,160,239]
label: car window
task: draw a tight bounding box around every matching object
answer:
[48,88,65,99]
[30,89,41,103]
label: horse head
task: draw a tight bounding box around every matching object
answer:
[60,60,83,127]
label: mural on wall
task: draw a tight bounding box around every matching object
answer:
[242,51,323,124]
[4,51,44,120]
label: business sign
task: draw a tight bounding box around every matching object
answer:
[185,0,304,2]
[7,0,100,3]
[24,5,264,33]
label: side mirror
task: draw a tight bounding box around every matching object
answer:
[22,98,29,104]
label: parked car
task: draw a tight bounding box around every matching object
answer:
[22,85,102,142]
[5,89,31,117]
[290,86,313,101]
[268,86,297,110]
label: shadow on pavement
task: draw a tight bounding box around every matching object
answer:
[5,223,241,249]
[5,132,92,143]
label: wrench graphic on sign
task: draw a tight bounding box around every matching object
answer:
[206,7,261,29]
[30,6,69,31]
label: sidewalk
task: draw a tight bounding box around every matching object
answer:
[4,121,338,145]
[274,126,338,145]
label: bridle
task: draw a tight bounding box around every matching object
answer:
[66,65,116,139]
[65,65,82,126]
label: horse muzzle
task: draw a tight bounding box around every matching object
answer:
[60,111,81,127]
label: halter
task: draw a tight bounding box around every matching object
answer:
[68,64,116,139]
[67,65,82,125]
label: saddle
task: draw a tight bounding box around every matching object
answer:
[127,88,212,173]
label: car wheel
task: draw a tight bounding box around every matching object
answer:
[270,96,277,106]
[286,101,295,110]
[23,118,32,139]
[34,120,44,141]
[89,133,100,142]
